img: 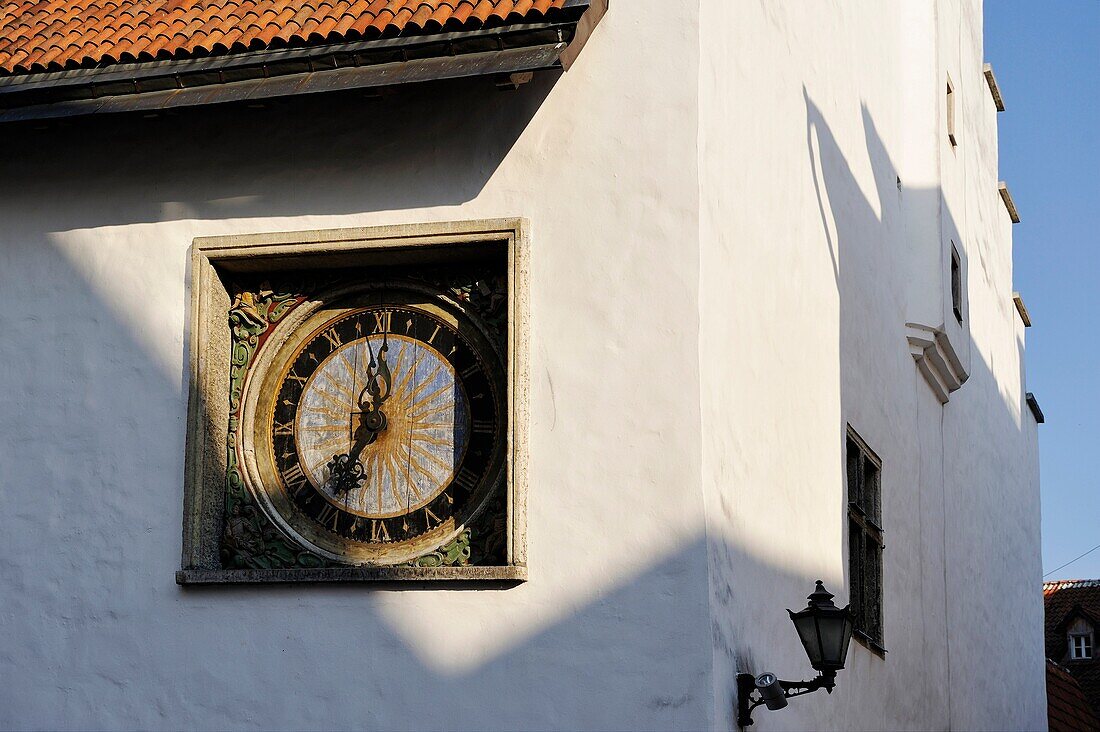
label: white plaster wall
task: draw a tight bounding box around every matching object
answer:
[0,0,1044,729]
[937,0,1047,726]
[0,3,716,729]
[700,0,1043,729]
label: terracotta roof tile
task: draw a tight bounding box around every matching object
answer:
[0,0,570,75]
[1049,659,1100,732]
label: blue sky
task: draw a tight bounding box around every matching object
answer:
[984,3,1100,579]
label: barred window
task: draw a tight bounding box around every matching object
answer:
[847,428,884,653]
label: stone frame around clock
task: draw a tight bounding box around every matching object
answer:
[177,219,529,585]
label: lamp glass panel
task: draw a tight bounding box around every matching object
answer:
[838,616,853,664]
[817,615,847,665]
[792,613,824,666]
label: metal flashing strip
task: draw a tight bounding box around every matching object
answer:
[0,17,584,122]
[1013,292,1032,327]
[1026,392,1045,424]
[984,63,1005,112]
[999,181,1021,224]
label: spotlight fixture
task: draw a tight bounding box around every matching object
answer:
[736,581,854,727]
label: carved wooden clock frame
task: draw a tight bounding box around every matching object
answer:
[178,219,529,584]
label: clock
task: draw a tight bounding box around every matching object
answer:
[237,282,505,566]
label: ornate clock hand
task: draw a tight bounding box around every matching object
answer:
[362,332,378,404]
[327,423,376,497]
[356,329,392,432]
[374,331,392,408]
[328,318,397,501]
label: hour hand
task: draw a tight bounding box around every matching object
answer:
[327,428,374,496]
[326,452,365,497]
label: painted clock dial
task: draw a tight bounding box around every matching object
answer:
[242,286,504,565]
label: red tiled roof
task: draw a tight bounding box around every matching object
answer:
[0,0,572,76]
[1047,579,1100,597]
[1045,579,1100,719]
[1045,580,1100,657]
[1049,659,1100,732]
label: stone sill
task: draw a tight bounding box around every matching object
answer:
[177,565,527,586]
[853,630,888,659]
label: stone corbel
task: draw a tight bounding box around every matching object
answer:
[906,324,969,404]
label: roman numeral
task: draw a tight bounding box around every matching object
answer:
[472,419,494,435]
[372,311,393,334]
[452,467,478,493]
[287,370,308,386]
[281,462,310,497]
[316,503,340,532]
[426,324,441,344]
[321,327,342,350]
[370,520,391,542]
[423,506,442,527]
[274,421,294,436]
[460,363,480,378]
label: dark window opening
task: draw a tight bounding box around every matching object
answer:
[847,428,884,653]
[951,244,963,324]
[947,76,957,147]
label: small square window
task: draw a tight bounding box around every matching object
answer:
[1071,633,1093,660]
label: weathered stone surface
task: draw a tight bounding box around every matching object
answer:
[176,565,527,585]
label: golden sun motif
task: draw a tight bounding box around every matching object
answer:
[294,334,471,519]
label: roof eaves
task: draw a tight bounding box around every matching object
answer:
[0,13,592,122]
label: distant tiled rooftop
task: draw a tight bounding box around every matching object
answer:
[1045,578,1100,721]
[1046,579,1100,597]
[0,0,576,76]
[1049,659,1100,732]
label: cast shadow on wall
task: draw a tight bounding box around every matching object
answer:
[0,230,826,729]
[802,87,1042,728]
[3,72,557,229]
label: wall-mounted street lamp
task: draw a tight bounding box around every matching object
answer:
[737,581,854,728]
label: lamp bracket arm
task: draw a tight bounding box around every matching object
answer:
[779,671,836,696]
[736,671,838,727]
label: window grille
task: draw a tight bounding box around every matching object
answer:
[847,429,884,652]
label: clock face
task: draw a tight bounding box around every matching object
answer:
[240,286,505,565]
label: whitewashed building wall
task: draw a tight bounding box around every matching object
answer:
[0,0,1043,729]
